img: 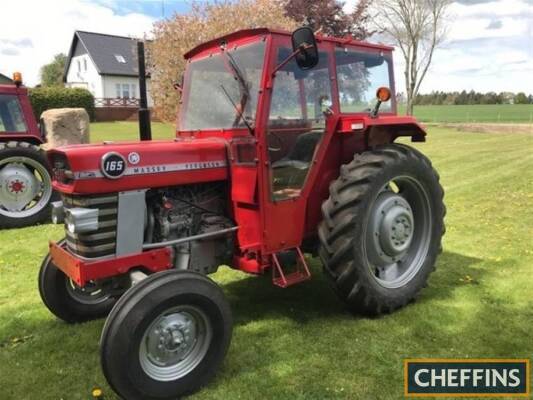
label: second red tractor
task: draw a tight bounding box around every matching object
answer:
[0,74,54,228]
[39,27,444,399]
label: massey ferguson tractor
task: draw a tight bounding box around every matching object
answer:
[38,27,445,399]
[0,73,53,228]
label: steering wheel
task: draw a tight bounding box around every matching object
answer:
[268,132,283,152]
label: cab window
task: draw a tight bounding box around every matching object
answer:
[335,48,393,113]
[0,95,27,132]
[267,47,331,201]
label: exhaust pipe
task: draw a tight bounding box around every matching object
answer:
[137,41,152,141]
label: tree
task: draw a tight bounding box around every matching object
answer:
[514,92,528,104]
[40,53,67,87]
[150,0,297,121]
[373,0,452,115]
[284,0,372,39]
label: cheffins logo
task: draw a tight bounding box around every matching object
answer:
[404,359,530,397]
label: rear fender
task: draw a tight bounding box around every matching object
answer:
[338,115,427,147]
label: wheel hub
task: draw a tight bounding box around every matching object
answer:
[65,279,110,305]
[9,179,26,193]
[0,163,40,211]
[378,202,413,256]
[145,313,197,367]
[368,191,414,264]
[139,306,212,382]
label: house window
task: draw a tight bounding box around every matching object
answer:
[83,58,87,71]
[122,84,130,99]
[77,60,81,72]
[114,54,126,64]
[115,83,137,99]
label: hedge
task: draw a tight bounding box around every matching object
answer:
[29,87,95,121]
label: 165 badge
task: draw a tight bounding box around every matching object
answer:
[101,152,127,179]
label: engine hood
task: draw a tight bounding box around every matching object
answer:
[48,138,229,194]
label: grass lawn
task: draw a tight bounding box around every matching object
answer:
[90,121,175,142]
[401,104,533,123]
[1,124,532,399]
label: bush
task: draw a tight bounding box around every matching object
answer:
[29,87,95,120]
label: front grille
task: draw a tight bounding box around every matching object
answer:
[62,193,118,258]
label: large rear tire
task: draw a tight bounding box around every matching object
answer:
[100,270,232,400]
[318,144,445,315]
[38,241,117,323]
[0,141,54,228]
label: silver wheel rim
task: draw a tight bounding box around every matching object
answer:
[65,279,111,305]
[364,176,432,288]
[139,305,212,381]
[0,156,52,218]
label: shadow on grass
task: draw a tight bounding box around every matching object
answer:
[222,250,485,326]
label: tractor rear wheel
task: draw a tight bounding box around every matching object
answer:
[318,144,445,315]
[38,241,117,323]
[100,270,232,400]
[0,141,54,229]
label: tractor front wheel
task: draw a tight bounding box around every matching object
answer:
[100,270,232,400]
[319,144,445,315]
[38,242,117,323]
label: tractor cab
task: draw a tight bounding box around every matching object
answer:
[0,74,41,142]
[177,28,419,256]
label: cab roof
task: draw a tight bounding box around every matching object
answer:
[184,27,394,59]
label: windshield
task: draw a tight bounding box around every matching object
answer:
[0,94,27,132]
[180,41,265,131]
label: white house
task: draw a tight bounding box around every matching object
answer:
[64,31,153,107]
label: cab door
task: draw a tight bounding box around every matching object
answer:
[259,37,336,253]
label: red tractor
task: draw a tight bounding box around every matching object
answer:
[39,27,444,399]
[0,73,54,228]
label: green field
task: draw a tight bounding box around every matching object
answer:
[1,123,533,399]
[402,104,533,123]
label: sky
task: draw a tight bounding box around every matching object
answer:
[0,0,531,94]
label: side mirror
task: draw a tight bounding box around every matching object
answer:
[291,27,319,70]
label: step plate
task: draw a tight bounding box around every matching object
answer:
[273,271,311,288]
[272,247,312,288]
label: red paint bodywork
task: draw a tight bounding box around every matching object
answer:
[0,84,42,143]
[49,28,428,284]
[49,138,229,194]
[50,241,172,286]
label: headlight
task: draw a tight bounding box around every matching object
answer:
[51,201,65,224]
[64,207,99,233]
